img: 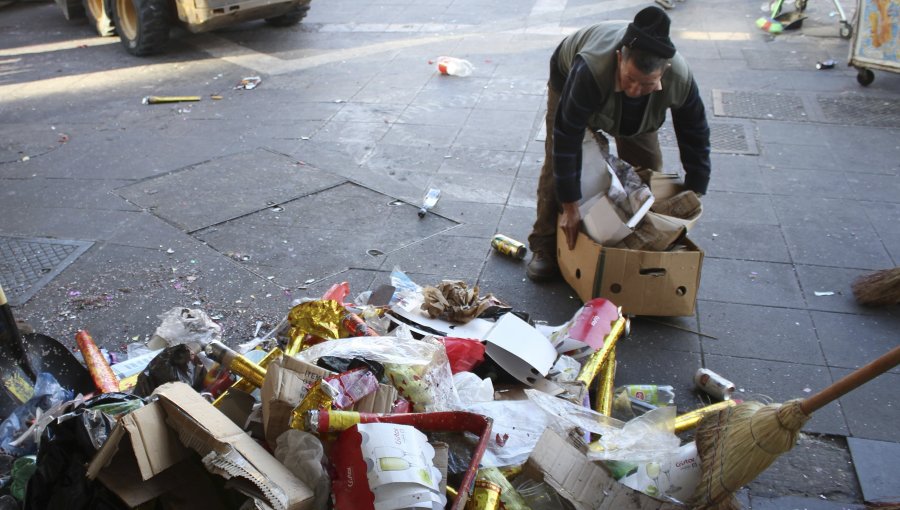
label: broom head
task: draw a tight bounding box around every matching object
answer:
[852,267,900,306]
[690,399,811,509]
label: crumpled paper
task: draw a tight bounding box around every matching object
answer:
[420,280,498,324]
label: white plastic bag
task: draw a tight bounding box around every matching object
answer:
[148,307,222,352]
[274,430,330,510]
[452,372,494,404]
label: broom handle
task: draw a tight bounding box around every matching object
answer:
[801,345,900,415]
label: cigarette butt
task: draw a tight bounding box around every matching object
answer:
[143,95,202,104]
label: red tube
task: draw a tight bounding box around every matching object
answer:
[75,329,119,393]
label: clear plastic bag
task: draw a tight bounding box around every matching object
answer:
[148,307,222,352]
[452,372,494,404]
[0,373,74,456]
[524,389,680,463]
[296,334,460,412]
[460,399,550,467]
[274,430,330,510]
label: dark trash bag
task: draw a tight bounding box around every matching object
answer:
[134,344,207,398]
[24,393,143,510]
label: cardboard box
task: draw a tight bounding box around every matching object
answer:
[580,193,655,247]
[262,355,398,445]
[155,382,315,510]
[558,225,703,317]
[524,429,682,510]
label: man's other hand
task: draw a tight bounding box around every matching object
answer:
[560,201,581,250]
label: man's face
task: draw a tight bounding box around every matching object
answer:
[617,51,666,98]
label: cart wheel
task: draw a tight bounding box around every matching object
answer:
[839,20,852,39]
[856,68,874,86]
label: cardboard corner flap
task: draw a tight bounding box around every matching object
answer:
[526,429,682,510]
[154,382,315,510]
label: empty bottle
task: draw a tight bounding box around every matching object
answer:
[436,56,474,77]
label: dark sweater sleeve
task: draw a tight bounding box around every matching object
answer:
[553,56,604,204]
[671,78,711,194]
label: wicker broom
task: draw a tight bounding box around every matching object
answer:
[690,345,900,509]
[852,267,900,306]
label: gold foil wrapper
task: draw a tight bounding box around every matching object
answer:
[290,380,338,429]
[213,347,282,408]
[286,300,345,355]
[576,313,627,387]
[674,400,737,433]
[595,349,617,416]
[227,354,268,388]
[465,480,500,510]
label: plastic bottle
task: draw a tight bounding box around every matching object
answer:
[436,56,474,77]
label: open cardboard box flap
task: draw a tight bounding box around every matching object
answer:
[155,382,315,510]
[262,355,398,445]
[525,429,682,510]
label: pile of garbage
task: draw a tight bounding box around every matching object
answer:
[0,268,737,510]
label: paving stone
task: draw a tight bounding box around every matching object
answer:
[0,204,144,245]
[690,221,791,263]
[866,201,900,236]
[427,171,515,204]
[313,119,392,145]
[627,315,702,354]
[477,259,580,325]
[698,258,805,308]
[782,226,893,270]
[1,177,138,212]
[747,435,861,505]
[517,155,543,180]
[769,167,900,203]
[507,176,538,209]
[770,195,875,231]
[432,201,504,239]
[455,109,534,151]
[475,90,544,112]
[809,311,900,374]
[699,191,779,225]
[703,354,847,436]
[397,104,473,127]
[497,205,537,247]
[613,347,703,410]
[331,102,406,123]
[847,437,900,505]
[438,148,523,177]
[880,231,900,264]
[116,149,345,232]
[706,153,767,194]
[698,301,822,365]
[377,233,488,281]
[755,120,833,146]
[834,368,900,442]
[381,122,460,148]
[294,268,380,301]
[794,264,891,314]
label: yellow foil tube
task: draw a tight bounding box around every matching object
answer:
[446,486,459,499]
[595,349,617,416]
[144,95,201,104]
[576,313,627,387]
[290,381,338,429]
[213,347,282,408]
[674,400,737,433]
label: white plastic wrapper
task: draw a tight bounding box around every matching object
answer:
[148,307,222,353]
[275,430,330,510]
[296,334,460,412]
[619,441,701,504]
[461,399,551,468]
[524,389,681,463]
[452,372,494,404]
[547,355,581,383]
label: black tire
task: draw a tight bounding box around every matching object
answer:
[264,0,311,27]
[112,0,170,56]
[84,0,115,36]
[857,68,875,86]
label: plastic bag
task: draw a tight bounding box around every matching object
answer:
[438,337,485,373]
[274,430,330,510]
[0,373,73,456]
[452,372,494,404]
[297,335,459,412]
[547,355,581,383]
[147,307,222,352]
[133,344,207,397]
[524,389,680,462]
[461,399,549,467]
[617,441,701,504]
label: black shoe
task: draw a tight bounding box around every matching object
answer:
[526,251,560,282]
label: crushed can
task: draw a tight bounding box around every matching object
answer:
[694,368,736,401]
[491,234,527,259]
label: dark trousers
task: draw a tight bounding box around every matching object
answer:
[527,85,664,257]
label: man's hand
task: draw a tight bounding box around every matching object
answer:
[560,201,581,250]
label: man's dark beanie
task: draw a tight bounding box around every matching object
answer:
[623,6,676,59]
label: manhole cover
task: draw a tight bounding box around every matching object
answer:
[818,95,900,127]
[659,122,757,154]
[0,236,92,305]
[713,90,809,122]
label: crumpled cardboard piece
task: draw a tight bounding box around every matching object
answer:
[420,280,498,324]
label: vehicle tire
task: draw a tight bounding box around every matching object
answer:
[84,0,116,36]
[264,0,311,27]
[856,68,874,86]
[112,0,170,56]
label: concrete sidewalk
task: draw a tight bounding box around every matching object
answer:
[1,0,899,506]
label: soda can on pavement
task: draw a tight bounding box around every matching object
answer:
[694,368,736,401]
[491,234,527,259]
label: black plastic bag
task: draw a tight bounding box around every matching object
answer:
[134,344,207,397]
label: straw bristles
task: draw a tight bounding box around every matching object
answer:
[852,267,900,306]
[690,399,811,509]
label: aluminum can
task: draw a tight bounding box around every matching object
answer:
[465,480,501,510]
[491,234,527,259]
[694,368,736,401]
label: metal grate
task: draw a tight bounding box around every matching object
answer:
[818,95,900,127]
[0,236,92,305]
[713,90,809,122]
[659,122,758,154]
